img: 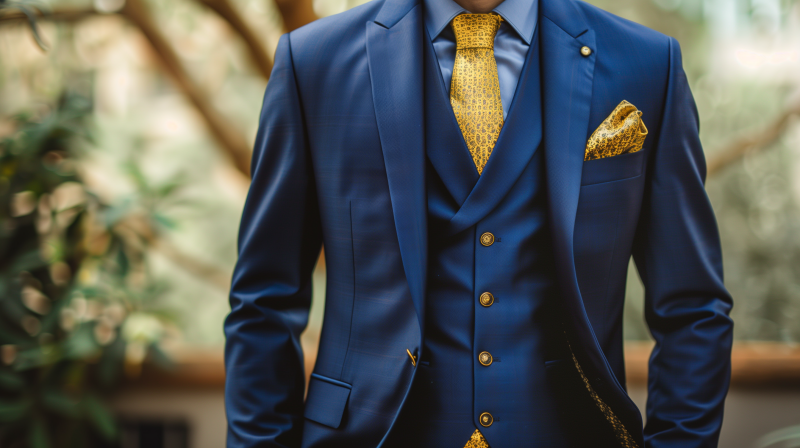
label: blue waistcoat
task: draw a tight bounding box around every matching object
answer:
[388,25,598,448]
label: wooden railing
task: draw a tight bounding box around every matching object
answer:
[125,342,800,390]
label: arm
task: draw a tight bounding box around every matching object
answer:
[224,33,322,448]
[631,37,734,448]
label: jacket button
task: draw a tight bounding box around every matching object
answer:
[580,46,592,56]
[479,232,495,246]
[478,351,493,366]
[479,292,494,307]
[479,412,494,427]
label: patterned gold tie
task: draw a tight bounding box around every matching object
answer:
[450,13,504,175]
[465,428,490,448]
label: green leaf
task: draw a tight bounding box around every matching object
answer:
[147,343,173,370]
[97,337,125,388]
[29,413,51,448]
[0,397,32,422]
[42,389,80,416]
[82,393,117,441]
[115,249,129,277]
[0,368,25,390]
[10,249,48,273]
[152,212,176,230]
[756,424,800,448]
[12,347,46,371]
[62,325,100,360]
[155,180,183,198]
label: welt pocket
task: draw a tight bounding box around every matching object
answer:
[581,149,645,186]
[304,373,352,429]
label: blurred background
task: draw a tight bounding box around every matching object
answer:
[0,0,799,446]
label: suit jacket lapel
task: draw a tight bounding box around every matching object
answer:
[367,0,428,331]
[540,0,644,442]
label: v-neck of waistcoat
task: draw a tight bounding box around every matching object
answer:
[423,31,480,206]
[424,24,543,236]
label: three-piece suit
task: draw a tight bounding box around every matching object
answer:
[223,0,734,446]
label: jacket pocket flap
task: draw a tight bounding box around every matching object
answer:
[304,373,352,429]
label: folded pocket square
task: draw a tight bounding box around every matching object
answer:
[584,100,648,161]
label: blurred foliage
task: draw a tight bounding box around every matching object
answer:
[0,0,796,364]
[756,424,800,448]
[0,93,177,447]
[0,0,797,445]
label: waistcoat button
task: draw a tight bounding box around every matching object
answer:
[479,232,495,246]
[478,351,493,366]
[479,412,494,427]
[479,292,494,307]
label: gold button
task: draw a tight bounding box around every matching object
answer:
[580,46,592,56]
[479,412,494,427]
[480,232,495,246]
[479,292,494,307]
[478,351,493,366]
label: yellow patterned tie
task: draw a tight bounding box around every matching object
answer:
[464,428,490,448]
[450,13,504,175]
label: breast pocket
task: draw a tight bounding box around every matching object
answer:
[581,149,645,186]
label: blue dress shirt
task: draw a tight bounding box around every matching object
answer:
[423,0,538,119]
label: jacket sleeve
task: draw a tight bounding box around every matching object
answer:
[224,33,323,448]
[631,37,734,448]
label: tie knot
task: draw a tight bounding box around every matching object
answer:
[452,13,502,50]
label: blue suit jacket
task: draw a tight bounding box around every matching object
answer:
[224,0,734,447]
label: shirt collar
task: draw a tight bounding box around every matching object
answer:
[423,0,538,45]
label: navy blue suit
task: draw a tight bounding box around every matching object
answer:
[224,0,734,446]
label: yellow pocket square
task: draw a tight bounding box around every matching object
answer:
[584,100,648,161]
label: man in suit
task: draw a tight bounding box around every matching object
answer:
[224,0,734,446]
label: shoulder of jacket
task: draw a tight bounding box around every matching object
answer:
[287,0,383,57]
[574,1,672,52]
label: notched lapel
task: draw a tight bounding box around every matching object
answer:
[540,1,644,442]
[366,1,428,331]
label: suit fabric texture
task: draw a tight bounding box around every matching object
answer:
[224,0,734,447]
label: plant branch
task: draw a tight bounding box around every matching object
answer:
[707,105,800,177]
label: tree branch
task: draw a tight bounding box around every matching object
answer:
[707,106,800,177]
[2,5,253,177]
[197,0,273,79]
[121,0,253,176]
[273,0,318,32]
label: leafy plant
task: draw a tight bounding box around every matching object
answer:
[0,93,176,448]
[756,424,800,448]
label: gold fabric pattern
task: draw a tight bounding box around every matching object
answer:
[584,100,648,161]
[450,13,504,175]
[463,429,490,448]
[567,343,639,448]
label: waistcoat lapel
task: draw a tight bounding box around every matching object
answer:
[447,25,543,235]
[539,0,644,443]
[367,0,428,331]
[423,32,480,207]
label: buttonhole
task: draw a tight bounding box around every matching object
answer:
[420,361,430,367]
[495,237,501,242]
